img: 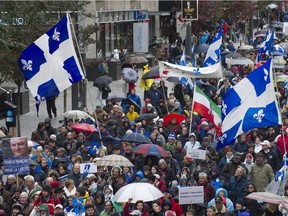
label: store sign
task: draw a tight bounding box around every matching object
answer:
[182,0,198,20]
[133,11,147,20]
[133,23,149,53]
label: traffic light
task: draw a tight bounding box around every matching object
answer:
[3,101,17,128]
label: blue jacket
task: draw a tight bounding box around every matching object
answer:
[208,188,235,212]
[145,89,163,108]
[128,94,142,109]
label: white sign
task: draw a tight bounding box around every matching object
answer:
[178,186,204,205]
[80,163,97,174]
[133,23,149,53]
[283,22,288,36]
[176,12,190,41]
[186,149,206,160]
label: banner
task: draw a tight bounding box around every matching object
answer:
[80,163,97,174]
[133,23,149,53]
[178,186,204,204]
[159,61,222,78]
[186,149,206,160]
[2,137,29,174]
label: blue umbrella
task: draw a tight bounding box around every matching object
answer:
[121,133,150,144]
[132,143,169,157]
[194,44,209,54]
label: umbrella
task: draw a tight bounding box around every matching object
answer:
[246,192,287,204]
[95,154,134,167]
[254,29,267,38]
[135,113,158,122]
[239,45,254,50]
[221,50,231,55]
[141,66,160,79]
[107,95,126,102]
[114,182,163,203]
[124,56,148,64]
[121,68,139,83]
[133,143,169,157]
[63,110,95,122]
[93,75,113,88]
[194,44,209,54]
[223,68,234,77]
[225,57,254,65]
[267,3,278,9]
[163,113,186,127]
[149,38,164,48]
[121,99,141,114]
[166,77,180,83]
[121,133,150,144]
[279,42,288,50]
[225,52,242,58]
[71,123,96,133]
[275,74,288,83]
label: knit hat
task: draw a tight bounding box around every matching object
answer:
[51,181,60,189]
[42,185,53,194]
[12,204,22,211]
[168,133,175,140]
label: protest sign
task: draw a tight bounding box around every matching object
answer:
[178,186,204,205]
[2,137,29,174]
[80,163,97,174]
[186,148,206,160]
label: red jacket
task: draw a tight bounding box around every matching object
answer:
[159,196,183,216]
[277,134,288,156]
[156,178,166,192]
[34,193,61,215]
[198,180,215,203]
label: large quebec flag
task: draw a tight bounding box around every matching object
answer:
[217,58,281,150]
[18,14,85,109]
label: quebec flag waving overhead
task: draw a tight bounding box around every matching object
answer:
[18,14,85,113]
[256,30,274,63]
[203,27,222,67]
[217,58,281,150]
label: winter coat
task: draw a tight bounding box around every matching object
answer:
[126,106,139,121]
[226,175,249,203]
[34,193,61,215]
[208,188,234,213]
[128,94,142,109]
[248,162,275,192]
[198,180,215,203]
[159,196,183,216]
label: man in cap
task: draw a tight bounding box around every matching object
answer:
[54,204,64,215]
[221,152,247,180]
[38,204,50,216]
[213,197,231,215]
[260,140,280,173]
[248,152,275,192]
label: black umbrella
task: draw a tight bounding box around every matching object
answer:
[134,113,157,122]
[225,52,242,58]
[93,75,113,88]
[194,44,209,54]
[166,77,180,83]
[107,95,126,102]
[121,133,150,144]
[121,98,141,114]
[141,66,159,79]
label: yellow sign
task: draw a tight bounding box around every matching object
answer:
[182,0,198,20]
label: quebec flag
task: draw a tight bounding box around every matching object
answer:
[203,27,222,67]
[217,58,281,150]
[18,14,85,112]
[256,30,274,63]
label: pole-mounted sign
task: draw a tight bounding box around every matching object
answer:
[182,0,198,20]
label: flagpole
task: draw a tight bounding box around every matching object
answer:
[189,82,196,134]
[67,12,87,77]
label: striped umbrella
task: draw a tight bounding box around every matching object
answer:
[95,154,134,167]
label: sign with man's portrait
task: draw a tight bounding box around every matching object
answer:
[2,137,30,174]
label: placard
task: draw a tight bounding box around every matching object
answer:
[2,137,29,174]
[133,23,149,53]
[178,186,204,204]
[80,163,97,174]
[186,148,206,160]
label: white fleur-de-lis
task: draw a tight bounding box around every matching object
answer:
[263,68,268,81]
[222,101,227,116]
[219,134,227,143]
[21,59,33,71]
[253,109,265,123]
[52,28,60,41]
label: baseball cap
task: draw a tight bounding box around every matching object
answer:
[55,204,63,209]
[215,197,223,203]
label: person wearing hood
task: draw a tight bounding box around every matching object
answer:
[248,152,275,192]
[134,170,144,182]
[208,188,234,213]
[94,192,105,213]
[226,166,249,204]
[184,133,201,152]
[243,153,254,172]
[206,129,217,149]
[126,105,139,122]
[210,165,225,191]
[44,118,57,137]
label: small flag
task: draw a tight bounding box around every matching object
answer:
[256,30,274,62]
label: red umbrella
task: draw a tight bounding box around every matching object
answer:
[133,144,169,157]
[163,113,186,127]
[71,123,96,133]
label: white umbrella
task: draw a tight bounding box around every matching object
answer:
[114,182,163,203]
[239,45,254,50]
[63,110,95,122]
[225,57,254,65]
